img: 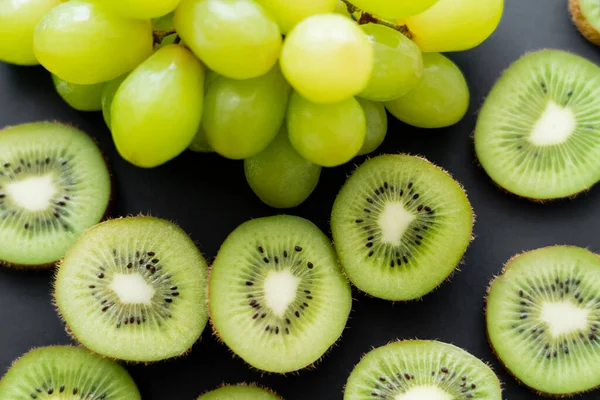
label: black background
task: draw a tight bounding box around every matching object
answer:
[1,1,599,399]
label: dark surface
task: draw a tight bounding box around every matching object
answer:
[1,1,599,399]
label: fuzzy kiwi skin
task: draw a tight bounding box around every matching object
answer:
[332,153,476,302]
[484,245,600,398]
[569,0,600,46]
[197,383,283,399]
[0,121,114,270]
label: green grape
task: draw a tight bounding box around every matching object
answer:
[405,0,503,52]
[334,0,351,17]
[287,92,366,167]
[102,0,181,19]
[280,14,373,104]
[152,12,174,30]
[256,0,336,34]
[385,53,469,128]
[202,65,291,159]
[189,69,218,153]
[351,0,439,19]
[0,0,61,65]
[33,0,153,85]
[111,44,205,168]
[244,127,322,208]
[174,0,281,80]
[358,24,423,101]
[101,74,129,129]
[357,98,388,155]
[51,74,105,112]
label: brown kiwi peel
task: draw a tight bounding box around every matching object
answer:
[197,383,284,399]
[569,0,600,46]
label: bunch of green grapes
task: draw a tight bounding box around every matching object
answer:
[0,0,503,207]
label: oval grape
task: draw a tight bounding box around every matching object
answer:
[33,1,153,85]
[202,65,291,159]
[281,14,373,104]
[359,24,423,101]
[385,53,469,128]
[357,98,388,156]
[244,127,322,209]
[287,92,366,167]
[174,0,282,80]
[405,0,504,52]
[102,0,181,19]
[351,0,439,19]
[111,45,205,168]
[0,0,61,65]
[101,74,129,129]
[256,0,337,33]
[52,75,106,112]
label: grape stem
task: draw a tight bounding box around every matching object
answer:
[342,0,413,39]
[153,29,179,45]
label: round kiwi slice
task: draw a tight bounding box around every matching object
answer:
[0,345,140,399]
[198,384,282,399]
[209,215,352,373]
[330,155,473,301]
[54,216,209,362]
[344,340,502,400]
[570,0,600,46]
[474,49,600,200]
[486,245,600,396]
[0,122,111,268]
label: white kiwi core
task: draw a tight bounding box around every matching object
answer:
[264,270,300,317]
[5,174,57,211]
[394,386,452,400]
[378,202,416,245]
[528,100,576,146]
[540,301,590,337]
[109,273,155,305]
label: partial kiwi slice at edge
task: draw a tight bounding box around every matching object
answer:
[486,245,600,396]
[331,154,474,301]
[0,345,141,399]
[209,215,352,373]
[344,340,502,399]
[474,49,600,200]
[54,216,209,362]
[570,0,600,46]
[198,384,282,399]
[0,122,111,268]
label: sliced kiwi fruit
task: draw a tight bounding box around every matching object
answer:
[330,154,473,301]
[54,216,209,362]
[0,122,111,268]
[209,215,352,373]
[198,384,282,399]
[344,340,502,400]
[570,0,600,46]
[486,245,600,396]
[474,49,600,200]
[0,345,140,399]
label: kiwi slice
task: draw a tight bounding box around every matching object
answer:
[54,216,209,362]
[209,215,352,373]
[344,340,502,400]
[198,384,282,399]
[486,245,600,396]
[474,49,600,200]
[0,122,111,268]
[0,345,140,399]
[570,0,600,46]
[330,155,473,301]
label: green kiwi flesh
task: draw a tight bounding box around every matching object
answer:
[344,340,502,400]
[0,345,140,399]
[486,245,600,396]
[0,122,111,268]
[474,49,600,200]
[570,0,600,46]
[198,384,282,400]
[54,216,209,362]
[209,215,352,373]
[331,155,473,301]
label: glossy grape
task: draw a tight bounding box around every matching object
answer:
[256,0,336,33]
[357,98,388,155]
[385,53,469,128]
[281,14,373,104]
[359,24,423,101]
[52,75,105,112]
[0,0,61,65]
[174,0,281,80]
[244,128,322,208]
[287,92,366,167]
[111,45,205,168]
[189,69,218,153]
[33,1,153,85]
[203,65,291,159]
[405,0,504,52]
[102,0,181,19]
[351,0,439,19]
[101,74,129,129]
